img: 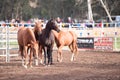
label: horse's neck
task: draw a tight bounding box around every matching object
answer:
[52,30,59,39]
[42,28,51,37]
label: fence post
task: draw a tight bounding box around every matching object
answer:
[6,24,10,62]
[101,22,104,37]
[114,23,117,51]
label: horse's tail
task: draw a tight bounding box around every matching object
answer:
[74,41,78,55]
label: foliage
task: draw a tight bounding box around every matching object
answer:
[0,0,120,21]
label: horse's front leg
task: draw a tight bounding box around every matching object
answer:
[29,48,33,68]
[43,47,47,65]
[23,46,28,68]
[57,46,63,62]
[21,56,25,66]
[39,45,43,64]
[47,48,53,65]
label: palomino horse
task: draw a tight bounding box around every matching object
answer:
[34,19,60,65]
[17,27,39,68]
[52,29,78,62]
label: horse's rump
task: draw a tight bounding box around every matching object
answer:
[18,27,37,46]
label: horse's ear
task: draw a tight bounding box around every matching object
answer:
[35,20,38,24]
[34,18,39,24]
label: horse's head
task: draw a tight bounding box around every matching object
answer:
[46,19,60,32]
[34,19,43,34]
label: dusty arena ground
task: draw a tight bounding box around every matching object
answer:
[0,50,120,80]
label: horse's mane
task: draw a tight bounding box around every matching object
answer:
[45,19,54,30]
[44,19,55,37]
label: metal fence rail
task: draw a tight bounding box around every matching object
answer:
[0,25,18,62]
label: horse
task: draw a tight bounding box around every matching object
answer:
[33,20,43,64]
[34,19,60,66]
[52,29,78,62]
[17,27,39,68]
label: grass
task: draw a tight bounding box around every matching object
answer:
[114,37,120,49]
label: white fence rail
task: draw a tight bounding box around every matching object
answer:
[0,22,120,62]
[0,25,18,62]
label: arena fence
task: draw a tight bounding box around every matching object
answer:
[0,22,120,62]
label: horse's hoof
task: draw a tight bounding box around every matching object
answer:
[59,59,62,63]
[57,59,59,62]
[71,59,74,62]
[48,62,53,66]
[43,63,47,66]
[40,60,43,64]
[23,65,28,69]
[71,58,75,62]
[57,59,61,62]
[34,59,38,66]
[71,57,74,62]
[29,65,33,68]
[47,64,51,67]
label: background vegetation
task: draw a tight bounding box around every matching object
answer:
[0,0,120,21]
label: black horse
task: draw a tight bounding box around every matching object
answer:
[37,19,60,65]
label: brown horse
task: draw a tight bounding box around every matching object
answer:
[52,30,78,62]
[17,27,39,68]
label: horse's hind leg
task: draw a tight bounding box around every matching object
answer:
[69,42,77,62]
[71,42,78,61]
[19,46,25,66]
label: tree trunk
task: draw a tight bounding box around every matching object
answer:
[100,0,113,22]
[87,0,93,21]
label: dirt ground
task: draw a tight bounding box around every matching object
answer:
[0,50,120,80]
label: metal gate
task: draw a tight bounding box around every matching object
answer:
[0,24,18,62]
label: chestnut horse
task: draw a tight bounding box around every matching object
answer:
[33,20,43,64]
[52,29,78,62]
[34,19,60,65]
[17,27,39,68]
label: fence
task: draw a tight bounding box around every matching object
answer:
[0,25,19,62]
[0,22,120,62]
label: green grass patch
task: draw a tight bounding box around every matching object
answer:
[113,37,120,49]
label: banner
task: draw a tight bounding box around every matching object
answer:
[94,37,113,50]
[77,37,94,49]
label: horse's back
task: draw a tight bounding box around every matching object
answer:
[17,27,36,46]
[17,27,25,46]
[57,31,74,45]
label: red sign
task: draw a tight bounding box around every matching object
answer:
[94,37,113,50]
